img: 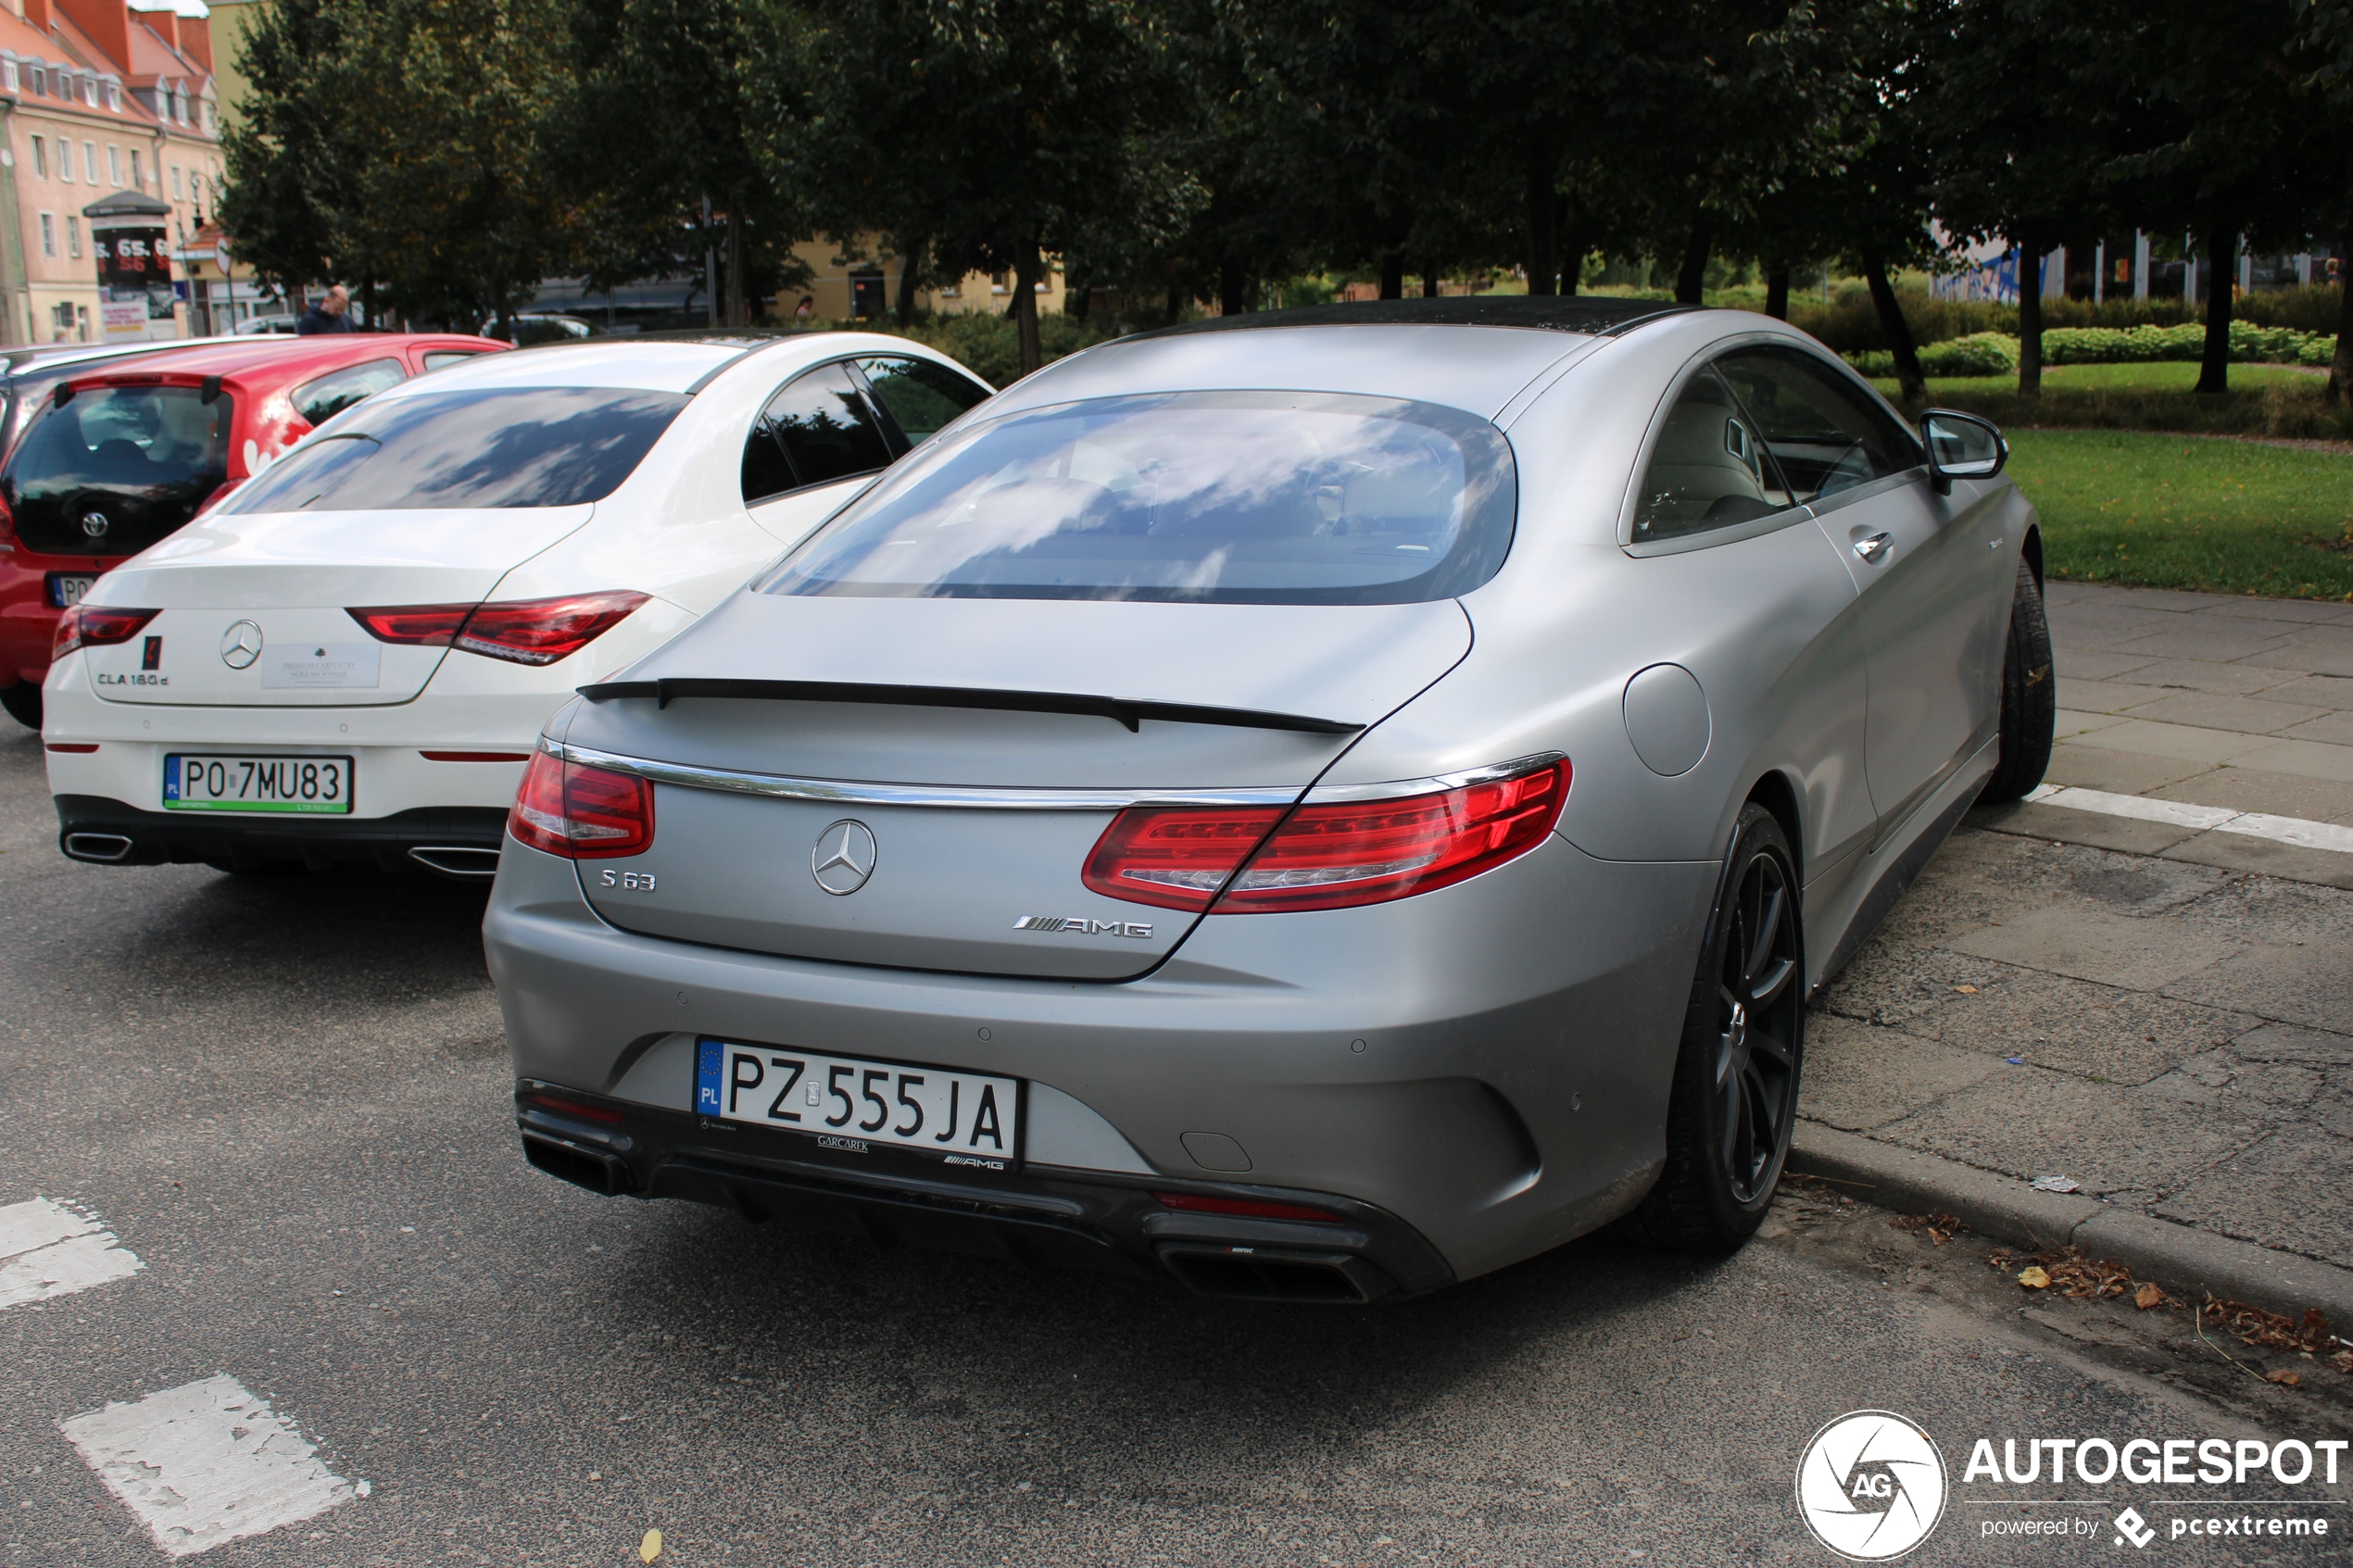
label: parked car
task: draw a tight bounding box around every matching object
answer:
[476,295,2051,1302]
[232,315,300,336]
[481,313,598,347]
[0,332,505,727]
[42,331,994,874]
[0,337,242,465]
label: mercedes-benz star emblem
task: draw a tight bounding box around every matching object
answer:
[811,820,877,896]
[220,620,264,670]
[80,510,109,539]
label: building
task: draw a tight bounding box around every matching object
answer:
[0,0,220,344]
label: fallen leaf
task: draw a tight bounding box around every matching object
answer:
[2266,1370,2300,1387]
[2134,1283,2164,1311]
[2331,1349,2353,1373]
[588,1471,601,1482]
[641,1528,662,1562]
[1954,984,1978,995]
[2018,1266,2050,1289]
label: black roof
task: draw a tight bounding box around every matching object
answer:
[1142,295,1700,340]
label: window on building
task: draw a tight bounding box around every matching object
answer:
[66,216,81,258]
[26,66,43,96]
[30,137,45,180]
[83,143,97,183]
[170,166,182,199]
[39,213,55,258]
[176,86,189,125]
[107,146,121,187]
[2,60,18,94]
[128,150,141,189]
[82,77,97,108]
[52,302,74,338]
[57,142,72,183]
[201,102,215,133]
[105,82,120,112]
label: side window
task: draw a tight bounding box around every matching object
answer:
[856,356,991,447]
[1714,347,1922,505]
[740,362,891,504]
[421,350,483,372]
[1631,367,1789,544]
[290,358,406,427]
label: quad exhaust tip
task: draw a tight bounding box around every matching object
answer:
[408,845,502,880]
[1158,1245,1394,1304]
[62,832,133,863]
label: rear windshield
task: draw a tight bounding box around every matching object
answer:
[218,386,686,513]
[2,383,232,543]
[761,391,1516,604]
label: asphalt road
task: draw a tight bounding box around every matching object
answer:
[4,721,2347,1568]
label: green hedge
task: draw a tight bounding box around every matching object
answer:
[1793,282,2345,353]
[1847,320,2336,377]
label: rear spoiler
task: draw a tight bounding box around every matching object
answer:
[575,677,1361,735]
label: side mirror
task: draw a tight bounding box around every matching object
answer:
[1920,408,2007,495]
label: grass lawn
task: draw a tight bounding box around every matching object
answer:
[1865,360,2349,442]
[1869,361,2317,398]
[2005,429,2353,600]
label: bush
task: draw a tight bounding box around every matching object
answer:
[1846,320,2337,376]
[1849,331,2020,378]
[1791,282,2344,352]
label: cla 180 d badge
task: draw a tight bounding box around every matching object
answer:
[220,621,264,670]
[811,820,877,896]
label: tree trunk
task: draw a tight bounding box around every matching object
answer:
[1422,266,1439,298]
[1765,267,1790,320]
[1522,132,1559,295]
[1013,232,1043,377]
[725,210,745,326]
[895,241,921,326]
[2332,220,2353,408]
[1559,201,1586,297]
[1864,253,1926,404]
[2017,226,2045,400]
[1164,283,1184,325]
[1674,220,1712,305]
[2195,219,2236,395]
[700,194,717,327]
[1219,257,1250,316]
[1378,250,1404,300]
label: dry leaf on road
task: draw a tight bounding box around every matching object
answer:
[2266,1370,2301,1387]
[2134,1283,2165,1311]
[2018,1266,2051,1289]
[640,1528,663,1562]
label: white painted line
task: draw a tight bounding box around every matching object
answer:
[2020,784,2353,855]
[2218,811,2353,854]
[0,1197,143,1310]
[59,1374,367,1558]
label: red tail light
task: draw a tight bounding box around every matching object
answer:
[1083,756,1568,914]
[508,748,654,859]
[349,591,648,667]
[52,604,158,661]
[1152,1191,1341,1223]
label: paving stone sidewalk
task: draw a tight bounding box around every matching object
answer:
[1801,582,2353,1281]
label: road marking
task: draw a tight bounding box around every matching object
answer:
[0,1197,143,1309]
[2023,784,2353,854]
[59,1374,367,1558]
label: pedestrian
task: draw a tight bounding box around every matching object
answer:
[793,295,815,325]
[296,284,356,334]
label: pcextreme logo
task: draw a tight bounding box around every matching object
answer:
[1796,1411,1949,1561]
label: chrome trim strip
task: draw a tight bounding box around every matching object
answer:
[1302,751,1568,805]
[547,740,1302,811]
[543,742,1570,813]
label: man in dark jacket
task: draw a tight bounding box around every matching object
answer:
[296,285,355,334]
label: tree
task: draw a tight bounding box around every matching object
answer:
[2299,0,2353,403]
[217,0,366,304]
[757,0,1200,373]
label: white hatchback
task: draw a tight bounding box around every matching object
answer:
[42,332,994,876]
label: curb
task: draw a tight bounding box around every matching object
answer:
[1789,1123,2353,1331]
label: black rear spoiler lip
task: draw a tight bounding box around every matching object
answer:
[573,677,1363,735]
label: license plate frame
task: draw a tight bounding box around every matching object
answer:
[163,753,357,815]
[695,1037,1023,1169]
[45,572,98,609]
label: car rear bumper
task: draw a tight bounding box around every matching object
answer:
[55,793,509,874]
[0,547,109,686]
[484,831,1716,1286]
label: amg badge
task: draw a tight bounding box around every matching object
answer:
[1014,915,1153,939]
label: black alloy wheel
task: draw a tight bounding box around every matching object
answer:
[1712,841,1800,1205]
[1624,802,1805,1251]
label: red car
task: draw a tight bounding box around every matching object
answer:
[0,332,506,727]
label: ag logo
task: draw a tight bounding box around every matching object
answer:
[1795,1410,1946,1560]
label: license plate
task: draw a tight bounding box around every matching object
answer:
[696,1038,1022,1167]
[46,573,98,608]
[163,754,355,814]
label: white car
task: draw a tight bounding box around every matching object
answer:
[42,332,994,877]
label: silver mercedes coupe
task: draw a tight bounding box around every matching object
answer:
[483,296,2052,1302]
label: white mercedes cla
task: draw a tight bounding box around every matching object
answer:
[42,332,993,876]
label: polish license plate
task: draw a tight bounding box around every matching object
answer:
[46,573,98,608]
[163,753,355,814]
[696,1038,1022,1168]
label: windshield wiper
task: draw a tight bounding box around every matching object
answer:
[574,677,1362,735]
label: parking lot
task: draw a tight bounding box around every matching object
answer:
[6,696,2350,1566]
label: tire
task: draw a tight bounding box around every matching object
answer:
[1623,802,1805,1252]
[0,681,38,731]
[1977,555,2055,803]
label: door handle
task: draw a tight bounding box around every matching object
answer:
[1853,532,1893,566]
